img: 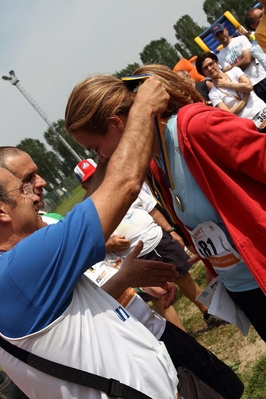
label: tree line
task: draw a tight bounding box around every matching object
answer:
[17,0,255,190]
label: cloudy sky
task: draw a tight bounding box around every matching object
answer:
[0,0,208,148]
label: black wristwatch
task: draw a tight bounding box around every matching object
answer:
[167,227,176,234]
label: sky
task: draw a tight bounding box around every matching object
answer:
[0,0,208,148]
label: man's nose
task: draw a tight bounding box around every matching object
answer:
[35,174,47,188]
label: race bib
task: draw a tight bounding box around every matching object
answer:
[253,107,266,130]
[186,221,242,270]
[85,258,136,308]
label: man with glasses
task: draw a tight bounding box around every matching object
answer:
[0,147,63,226]
[0,147,46,210]
[0,150,40,399]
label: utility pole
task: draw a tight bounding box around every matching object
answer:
[2,70,81,161]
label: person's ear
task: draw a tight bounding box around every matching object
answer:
[0,204,12,223]
[107,115,126,133]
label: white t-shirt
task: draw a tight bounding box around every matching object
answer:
[0,276,178,399]
[218,35,266,85]
[113,187,162,257]
[209,67,266,121]
[85,257,166,340]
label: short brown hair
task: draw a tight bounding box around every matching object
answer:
[195,52,218,77]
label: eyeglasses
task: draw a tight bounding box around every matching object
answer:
[6,183,34,196]
[202,60,216,72]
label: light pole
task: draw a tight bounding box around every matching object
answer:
[2,70,81,162]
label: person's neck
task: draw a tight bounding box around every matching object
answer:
[0,232,24,252]
[0,243,12,252]
[220,71,228,79]
[223,36,231,48]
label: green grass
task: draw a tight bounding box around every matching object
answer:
[173,261,266,398]
[52,186,85,216]
[241,355,266,398]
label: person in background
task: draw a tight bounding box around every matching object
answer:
[244,5,266,71]
[61,186,70,198]
[175,69,213,104]
[212,22,266,103]
[195,51,266,132]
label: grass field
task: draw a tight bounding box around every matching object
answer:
[52,185,85,216]
[172,261,266,399]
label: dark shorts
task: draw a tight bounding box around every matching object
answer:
[139,231,191,276]
[254,77,266,103]
[227,287,266,342]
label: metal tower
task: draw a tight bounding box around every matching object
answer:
[2,70,81,161]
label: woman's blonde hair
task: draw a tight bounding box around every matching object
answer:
[65,75,135,135]
[133,64,204,119]
[65,65,204,135]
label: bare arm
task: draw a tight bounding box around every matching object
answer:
[149,207,185,247]
[205,80,214,92]
[215,92,249,115]
[90,77,170,242]
[223,49,254,72]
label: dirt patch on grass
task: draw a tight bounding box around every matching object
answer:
[237,338,266,373]
[172,262,266,396]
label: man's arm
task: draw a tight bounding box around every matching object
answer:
[149,207,185,247]
[250,43,266,71]
[234,48,254,70]
[91,77,169,242]
[223,48,253,72]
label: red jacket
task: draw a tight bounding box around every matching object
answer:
[177,103,266,293]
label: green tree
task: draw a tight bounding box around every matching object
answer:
[44,119,92,175]
[139,38,180,69]
[173,15,207,58]
[203,0,256,25]
[115,63,141,79]
[17,138,64,190]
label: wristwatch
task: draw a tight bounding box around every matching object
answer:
[167,227,176,234]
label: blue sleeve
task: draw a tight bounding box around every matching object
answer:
[0,198,105,338]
